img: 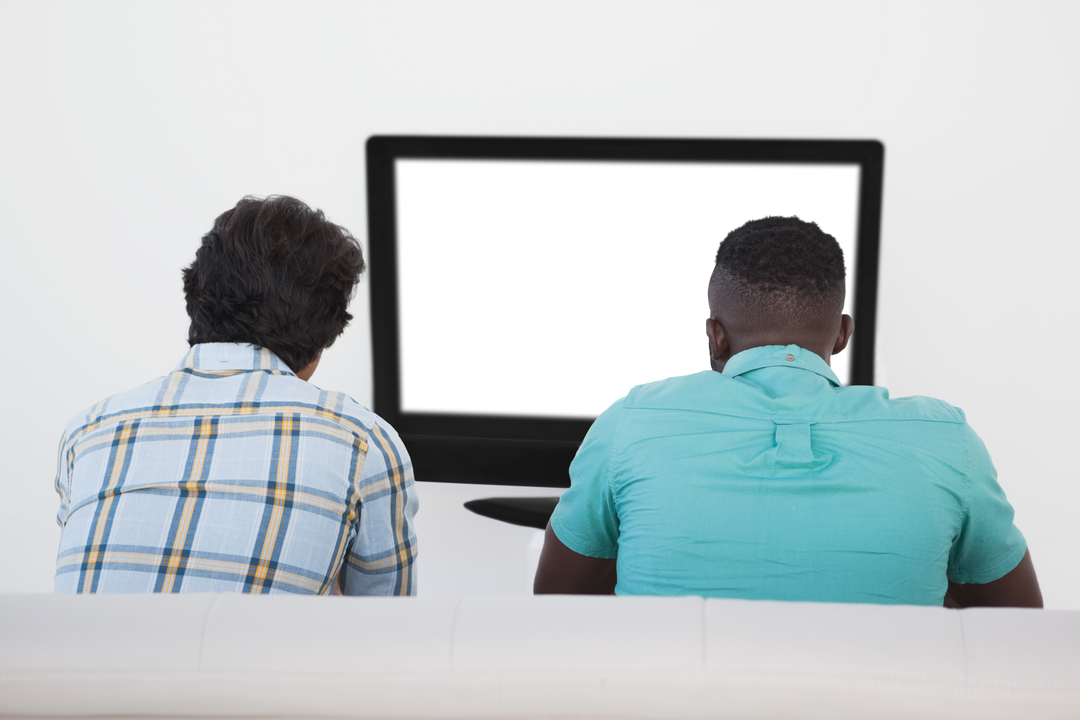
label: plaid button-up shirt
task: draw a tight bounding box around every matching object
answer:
[54,343,417,595]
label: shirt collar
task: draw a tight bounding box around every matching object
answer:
[721,344,842,387]
[173,343,296,376]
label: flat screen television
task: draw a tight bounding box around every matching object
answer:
[367,136,883,489]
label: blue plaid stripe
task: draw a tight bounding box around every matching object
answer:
[78,418,141,593]
[153,415,218,593]
[371,423,415,595]
[54,343,418,596]
[56,545,332,593]
[244,412,300,593]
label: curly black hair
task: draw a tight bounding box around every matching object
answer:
[709,216,845,325]
[182,196,365,374]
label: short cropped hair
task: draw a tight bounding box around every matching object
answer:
[182,195,365,374]
[709,216,845,327]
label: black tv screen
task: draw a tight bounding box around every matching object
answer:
[367,136,883,488]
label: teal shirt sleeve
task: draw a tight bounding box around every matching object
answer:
[549,397,625,559]
[947,418,1028,584]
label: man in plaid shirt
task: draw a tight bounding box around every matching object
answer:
[54,196,417,595]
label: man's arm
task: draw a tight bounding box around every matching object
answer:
[534,523,617,594]
[341,423,419,596]
[944,549,1043,608]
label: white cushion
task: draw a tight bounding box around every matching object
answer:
[453,594,703,671]
[1,593,1077,719]
[705,598,966,679]
[963,607,1080,688]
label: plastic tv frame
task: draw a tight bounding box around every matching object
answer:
[367,136,881,528]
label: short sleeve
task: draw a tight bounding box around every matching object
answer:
[947,420,1027,584]
[549,397,625,559]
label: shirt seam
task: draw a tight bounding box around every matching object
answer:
[618,405,967,426]
[953,423,975,579]
[607,395,633,534]
[63,402,374,459]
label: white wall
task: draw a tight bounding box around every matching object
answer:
[1,0,1077,607]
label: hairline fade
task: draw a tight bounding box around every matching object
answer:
[709,216,846,328]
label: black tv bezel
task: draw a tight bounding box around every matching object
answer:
[367,135,884,487]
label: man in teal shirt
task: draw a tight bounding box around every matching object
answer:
[535,217,1041,607]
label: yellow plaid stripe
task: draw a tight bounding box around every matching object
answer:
[248,414,296,593]
[369,423,414,596]
[159,416,215,593]
[79,420,138,593]
[66,401,370,458]
[58,550,324,593]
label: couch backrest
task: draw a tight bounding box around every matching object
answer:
[2,593,1078,719]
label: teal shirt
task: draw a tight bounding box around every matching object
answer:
[551,345,1026,605]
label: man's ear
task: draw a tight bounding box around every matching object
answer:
[706,318,729,372]
[832,314,855,356]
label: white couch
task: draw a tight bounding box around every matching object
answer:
[2,593,1078,719]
